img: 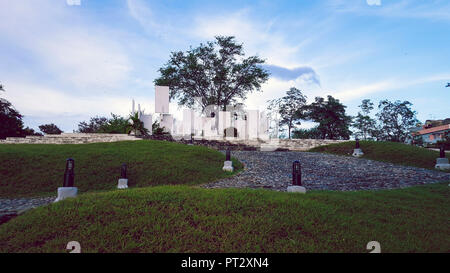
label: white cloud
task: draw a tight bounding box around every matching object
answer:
[191,10,303,67]
[127,0,158,31]
[244,76,324,112]
[32,31,131,89]
[0,1,132,90]
[3,82,133,118]
[333,0,450,21]
[334,80,393,100]
[366,0,381,6]
[126,0,184,43]
[66,0,81,6]
[333,73,450,101]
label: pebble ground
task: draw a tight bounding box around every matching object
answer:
[202,151,450,191]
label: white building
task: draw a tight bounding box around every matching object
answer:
[136,85,272,140]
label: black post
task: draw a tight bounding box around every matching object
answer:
[121,163,127,179]
[355,138,360,149]
[292,161,301,186]
[226,148,231,161]
[63,158,75,187]
[440,145,445,158]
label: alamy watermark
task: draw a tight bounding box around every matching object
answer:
[67,241,81,253]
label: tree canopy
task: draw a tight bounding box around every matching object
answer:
[77,113,131,134]
[0,85,41,139]
[292,126,322,139]
[352,99,377,140]
[77,116,109,133]
[375,100,418,142]
[268,87,307,139]
[154,36,269,111]
[39,123,63,135]
[0,97,25,139]
[307,95,352,140]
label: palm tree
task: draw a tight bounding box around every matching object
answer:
[126,112,149,136]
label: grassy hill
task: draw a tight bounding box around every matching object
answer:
[309,140,449,170]
[0,140,242,198]
[1,139,449,253]
[1,183,448,253]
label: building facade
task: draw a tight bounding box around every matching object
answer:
[410,119,450,145]
[135,86,272,140]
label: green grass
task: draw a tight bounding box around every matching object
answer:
[309,140,449,170]
[0,140,242,198]
[0,182,448,253]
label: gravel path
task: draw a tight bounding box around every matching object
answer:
[202,151,450,191]
[0,197,55,225]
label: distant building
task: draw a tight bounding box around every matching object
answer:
[410,119,450,145]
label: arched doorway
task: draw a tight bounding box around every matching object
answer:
[224,127,238,137]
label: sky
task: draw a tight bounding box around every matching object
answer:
[1,0,449,133]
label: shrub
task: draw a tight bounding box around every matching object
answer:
[38,123,63,135]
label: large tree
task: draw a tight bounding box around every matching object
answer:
[307,95,352,140]
[267,87,307,139]
[352,99,377,140]
[0,96,25,139]
[375,100,418,142]
[154,36,269,111]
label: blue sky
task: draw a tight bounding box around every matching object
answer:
[1,0,449,133]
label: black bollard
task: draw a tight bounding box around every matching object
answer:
[440,145,445,158]
[120,163,127,179]
[292,161,301,186]
[355,137,360,149]
[63,158,75,187]
[226,148,231,161]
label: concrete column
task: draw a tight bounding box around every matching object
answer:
[182,109,194,137]
[247,110,259,139]
[218,111,231,136]
[235,119,247,140]
[161,114,173,133]
[155,86,170,114]
[140,114,153,135]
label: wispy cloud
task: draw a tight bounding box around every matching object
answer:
[3,82,134,117]
[126,0,186,43]
[263,65,320,85]
[191,9,303,67]
[333,73,450,101]
[0,1,132,90]
[127,0,164,36]
[366,0,382,6]
[329,0,450,21]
